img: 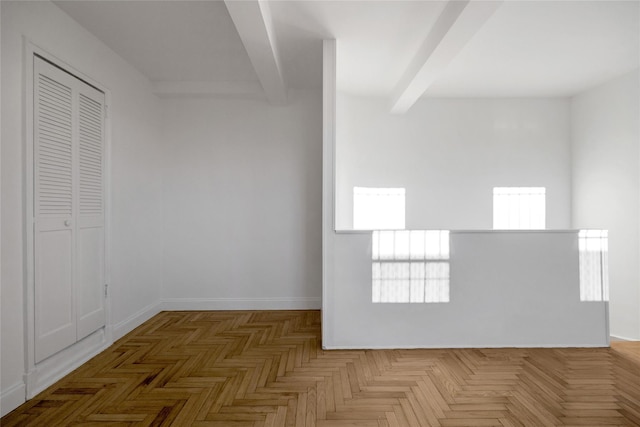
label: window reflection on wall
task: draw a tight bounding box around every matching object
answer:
[579,230,609,302]
[372,230,450,303]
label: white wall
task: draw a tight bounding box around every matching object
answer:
[324,231,609,349]
[322,46,608,348]
[324,43,607,350]
[1,0,163,415]
[160,90,322,309]
[336,94,572,230]
[571,69,640,340]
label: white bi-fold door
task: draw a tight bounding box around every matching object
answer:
[33,56,106,363]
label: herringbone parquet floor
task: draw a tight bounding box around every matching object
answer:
[3,310,640,426]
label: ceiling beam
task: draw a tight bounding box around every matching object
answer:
[225,0,288,106]
[390,0,502,114]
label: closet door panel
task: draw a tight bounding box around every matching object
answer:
[35,226,75,363]
[34,58,77,362]
[76,85,106,339]
[35,226,76,361]
[77,226,104,338]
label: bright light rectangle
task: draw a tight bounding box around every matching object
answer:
[354,187,405,230]
[493,187,545,230]
[578,230,609,302]
[372,230,449,303]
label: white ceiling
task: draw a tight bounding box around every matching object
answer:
[54,0,639,100]
[54,0,258,82]
[426,1,640,97]
[268,1,448,94]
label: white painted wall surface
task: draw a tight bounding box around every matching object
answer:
[571,69,640,340]
[324,231,608,349]
[160,90,322,309]
[322,40,337,348]
[324,43,607,349]
[336,94,572,230]
[1,1,163,414]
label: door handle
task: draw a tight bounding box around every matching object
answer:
[64,220,71,227]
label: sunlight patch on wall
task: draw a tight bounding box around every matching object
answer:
[372,230,449,303]
[579,230,609,302]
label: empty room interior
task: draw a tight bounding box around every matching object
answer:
[1,0,640,425]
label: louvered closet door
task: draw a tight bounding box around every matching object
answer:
[34,57,106,362]
[76,84,106,340]
[34,58,78,362]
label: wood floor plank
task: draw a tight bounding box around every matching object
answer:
[3,310,640,426]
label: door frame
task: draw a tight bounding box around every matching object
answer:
[23,40,113,398]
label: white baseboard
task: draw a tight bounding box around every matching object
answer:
[113,299,319,340]
[1,382,26,417]
[112,301,162,341]
[323,342,610,350]
[610,334,639,342]
[7,299,316,415]
[26,329,110,399]
[161,297,321,311]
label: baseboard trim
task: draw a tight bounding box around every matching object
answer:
[1,382,26,417]
[610,334,639,342]
[323,343,610,350]
[112,301,162,341]
[161,297,321,311]
[26,329,110,399]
